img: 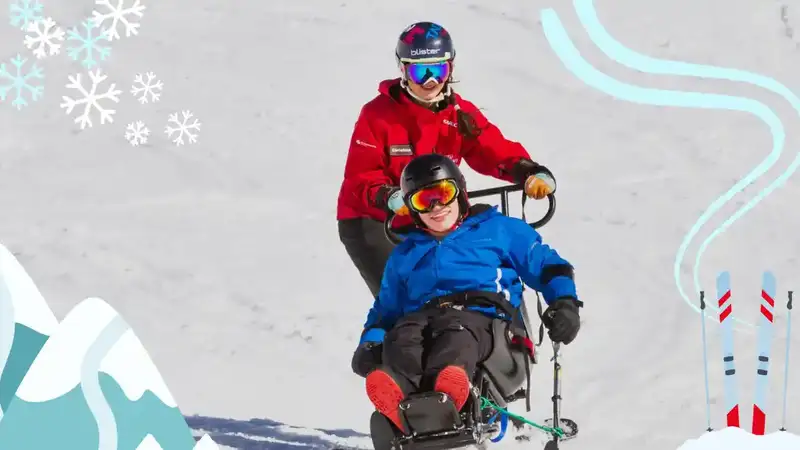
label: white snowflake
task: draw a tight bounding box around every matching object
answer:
[130,71,162,103]
[91,0,146,41]
[60,69,122,129]
[24,17,65,59]
[165,110,201,146]
[125,120,150,146]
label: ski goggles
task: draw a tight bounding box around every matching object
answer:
[405,61,450,85]
[407,179,459,213]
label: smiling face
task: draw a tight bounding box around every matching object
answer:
[418,201,460,235]
[406,76,446,101]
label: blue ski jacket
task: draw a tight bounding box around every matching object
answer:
[362,205,579,334]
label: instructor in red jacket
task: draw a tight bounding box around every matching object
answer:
[337,21,558,297]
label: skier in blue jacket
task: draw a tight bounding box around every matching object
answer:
[350,154,582,433]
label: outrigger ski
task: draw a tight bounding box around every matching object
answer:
[540,342,578,448]
[510,418,578,447]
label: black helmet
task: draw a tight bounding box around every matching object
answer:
[400,154,469,224]
[395,21,455,64]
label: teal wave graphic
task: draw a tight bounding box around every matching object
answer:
[0,324,48,412]
[541,2,800,329]
[0,372,195,449]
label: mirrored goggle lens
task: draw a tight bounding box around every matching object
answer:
[408,180,458,212]
[406,61,450,85]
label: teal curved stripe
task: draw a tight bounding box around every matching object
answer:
[541,5,793,330]
[572,0,800,328]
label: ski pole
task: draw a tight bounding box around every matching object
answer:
[544,341,563,450]
[700,291,713,432]
[552,341,562,431]
[780,291,793,431]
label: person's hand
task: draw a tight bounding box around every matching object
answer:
[351,328,386,377]
[541,298,581,344]
[508,159,557,199]
[524,172,556,200]
[376,186,409,216]
[385,187,410,215]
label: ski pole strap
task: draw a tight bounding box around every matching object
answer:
[480,397,565,438]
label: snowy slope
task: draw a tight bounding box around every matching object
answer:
[677,428,800,450]
[1,0,799,449]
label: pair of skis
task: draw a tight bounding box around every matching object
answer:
[700,271,794,434]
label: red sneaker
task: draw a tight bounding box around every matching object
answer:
[366,369,406,432]
[433,365,470,411]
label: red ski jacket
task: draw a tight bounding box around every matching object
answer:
[336,78,533,223]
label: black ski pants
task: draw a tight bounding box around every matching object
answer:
[338,218,396,297]
[381,307,495,394]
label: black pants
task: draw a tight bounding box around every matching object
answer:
[381,307,495,393]
[338,218,396,297]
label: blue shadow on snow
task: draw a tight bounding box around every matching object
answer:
[185,415,370,450]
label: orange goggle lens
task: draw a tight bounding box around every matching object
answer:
[408,180,459,213]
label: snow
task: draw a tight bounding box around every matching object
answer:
[0,243,58,335]
[14,297,117,402]
[99,327,178,407]
[0,0,799,448]
[677,428,800,449]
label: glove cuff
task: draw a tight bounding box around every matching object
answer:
[553,297,583,311]
[510,159,555,186]
[372,185,397,210]
[360,328,386,345]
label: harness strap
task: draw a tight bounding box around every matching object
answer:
[426,290,526,335]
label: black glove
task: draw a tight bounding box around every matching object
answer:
[351,328,386,377]
[351,342,383,377]
[541,298,582,345]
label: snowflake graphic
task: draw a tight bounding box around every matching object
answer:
[60,69,122,129]
[24,17,65,59]
[130,72,162,104]
[165,110,201,146]
[66,19,112,69]
[0,54,44,110]
[125,121,150,146]
[9,0,43,30]
[91,0,146,41]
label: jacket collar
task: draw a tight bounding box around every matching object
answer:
[377,78,454,117]
[403,204,499,243]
